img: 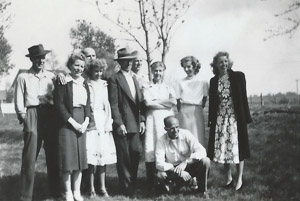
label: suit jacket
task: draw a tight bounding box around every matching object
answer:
[208,69,252,161]
[108,70,145,133]
[54,80,91,126]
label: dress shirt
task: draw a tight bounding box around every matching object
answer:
[14,68,55,116]
[67,76,87,107]
[155,128,207,172]
[121,70,136,100]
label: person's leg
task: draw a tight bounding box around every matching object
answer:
[72,170,83,201]
[185,157,210,192]
[235,161,244,190]
[39,107,60,197]
[20,108,39,201]
[113,133,132,195]
[88,165,96,194]
[145,162,156,186]
[129,132,142,188]
[99,165,109,197]
[224,163,233,185]
[61,171,73,201]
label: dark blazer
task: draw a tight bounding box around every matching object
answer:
[208,69,252,161]
[108,70,145,133]
[54,80,91,125]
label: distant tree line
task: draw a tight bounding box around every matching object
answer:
[249,92,300,105]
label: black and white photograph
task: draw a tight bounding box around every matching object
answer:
[0,0,299,200]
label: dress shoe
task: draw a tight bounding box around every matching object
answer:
[235,183,243,191]
[224,180,234,189]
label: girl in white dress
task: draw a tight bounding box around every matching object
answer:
[143,61,177,185]
[86,59,116,198]
[176,56,209,147]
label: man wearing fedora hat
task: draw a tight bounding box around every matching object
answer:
[108,47,146,196]
[15,44,60,201]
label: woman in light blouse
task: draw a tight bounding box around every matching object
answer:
[54,52,91,201]
[175,56,209,147]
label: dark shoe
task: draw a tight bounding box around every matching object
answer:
[224,180,234,189]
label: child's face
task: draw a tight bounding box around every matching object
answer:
[182,61,195,77]
[90,67,103,81]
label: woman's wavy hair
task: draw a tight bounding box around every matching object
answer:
[210,51,233,75]
[180,56,201,75]
[66,52,86,70]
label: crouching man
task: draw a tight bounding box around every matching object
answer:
[155,116,210,197]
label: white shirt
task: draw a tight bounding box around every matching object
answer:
[121,70,136,100]
[66,75,87,107]
[155,128,207,171]
[175,76,209,105]
[14,68,55,116]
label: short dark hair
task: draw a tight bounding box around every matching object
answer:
[164,115,177,127]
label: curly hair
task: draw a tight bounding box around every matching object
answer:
[86,58,107,77]
[66,52,86,70]
[180,56,201,75]
[210,51,233,75]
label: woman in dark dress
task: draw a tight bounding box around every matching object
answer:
[54,52,91,201]
[208,51,252,191]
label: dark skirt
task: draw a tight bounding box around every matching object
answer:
[58,107,88,171]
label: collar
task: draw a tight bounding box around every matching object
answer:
[67,75,85,85]
[121,69,133,76]
[28,68,47,78]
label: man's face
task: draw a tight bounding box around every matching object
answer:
[118,59,134,72]
[30,55,46,71]
[84,48,96,61]
[165,117,180,139]
[132,58,142,73]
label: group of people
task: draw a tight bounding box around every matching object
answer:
[14,44,252,201]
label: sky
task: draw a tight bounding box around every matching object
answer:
[2,0,300,95]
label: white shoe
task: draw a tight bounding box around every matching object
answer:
[65,191,74,201]
[73,191,84,201]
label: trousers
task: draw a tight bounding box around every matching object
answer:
[20,106,60,201]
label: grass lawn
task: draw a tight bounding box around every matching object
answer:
[0,106,299,201]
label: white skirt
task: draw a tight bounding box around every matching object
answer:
[86,130,117,166]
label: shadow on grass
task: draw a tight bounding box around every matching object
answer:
[0,172,51,201]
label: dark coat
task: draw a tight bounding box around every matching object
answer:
[108,70,145,133]
[54,80,91,170]
[208,69,252,161]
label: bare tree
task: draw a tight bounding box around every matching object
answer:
[264,1,300,40]
[94,0,193,78]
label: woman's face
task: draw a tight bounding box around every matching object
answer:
[90,67,103,81]
[69,59,85,78]
[182,61,195,77]
[216,56,229,75]
[152,65,165,83]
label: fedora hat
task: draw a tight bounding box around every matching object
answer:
[25,44,51,57]
[114,48,137,60]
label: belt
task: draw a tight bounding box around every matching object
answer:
[27,105,54,109]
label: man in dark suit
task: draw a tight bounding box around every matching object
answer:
[108,48,146,196]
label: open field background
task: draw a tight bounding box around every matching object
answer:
[0,105,299,201]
